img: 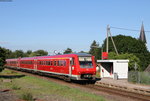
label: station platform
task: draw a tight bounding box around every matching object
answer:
[95,78,150,95]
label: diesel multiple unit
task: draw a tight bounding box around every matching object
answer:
[5,53,96,81]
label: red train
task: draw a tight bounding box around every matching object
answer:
[5,53,96,82]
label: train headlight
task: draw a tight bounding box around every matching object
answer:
[72,66,74,70]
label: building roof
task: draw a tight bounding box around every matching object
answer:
[97,60,129,63]
[139,22,147,43]
[144,64,150,72]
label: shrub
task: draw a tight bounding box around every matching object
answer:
[11,84,21,90]
[0,66,4,72]
[140,72,150,85]
[20,92,34,101]
[128,71,150,85]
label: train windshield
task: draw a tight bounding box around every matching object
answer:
[78,57,93,68]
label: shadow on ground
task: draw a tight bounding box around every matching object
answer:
[0,75,26,79]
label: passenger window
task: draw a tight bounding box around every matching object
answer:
[48,61,50,65]
[51,61,53,66]
[64,60,66,66]
[54,61,57,66]
[57,61,59,66]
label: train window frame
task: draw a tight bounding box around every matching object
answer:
[70,58,75,66]
[46,61,50,65]
[54,60,57,66]
[50,60,53,66]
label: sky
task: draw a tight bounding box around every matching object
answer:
[0,0,150,54]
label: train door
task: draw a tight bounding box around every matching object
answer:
[34,59,37,70]
[69,58,72,77]
[63,58,72,76]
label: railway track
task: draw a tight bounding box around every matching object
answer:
[86,84,150,101]
[6,68,150,101]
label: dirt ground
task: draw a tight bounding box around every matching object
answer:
[0,90,17,101]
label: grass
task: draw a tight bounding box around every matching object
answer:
[0,69,106,101]
[0,69,19,75]
[11,84,21,90]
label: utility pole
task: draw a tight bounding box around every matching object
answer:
[109,30,119,55]
[106,25,119,55]
[106,25,109,53]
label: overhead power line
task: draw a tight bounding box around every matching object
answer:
[110,26,150,32]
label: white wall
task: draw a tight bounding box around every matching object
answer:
[98,60,129,79]
[114,62,128,79]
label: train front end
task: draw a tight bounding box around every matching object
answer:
[71,53,96,81]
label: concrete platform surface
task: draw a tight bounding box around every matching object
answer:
[95,78,150,95]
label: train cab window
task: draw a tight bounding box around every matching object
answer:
[79,57,93,68]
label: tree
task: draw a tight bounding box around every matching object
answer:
[33,50,48,56]
[24,50,33,57]
[13,50,25,58]
[0,47,7,72]
[89,40,101,60]
[102,35,150,71]
[63,48,73,54]
[1,48,13,59]
[109,52,140,71]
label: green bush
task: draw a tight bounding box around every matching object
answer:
[140,72,150,85]
[0,66,4,72]
[11,84,21,90]
[128,71,150,85]
[20,92,34,101]
[128,71,138,83]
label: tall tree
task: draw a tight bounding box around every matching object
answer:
[102,35,150,71]
[109,52,140,71]
[89,40,101,60]
[0,47,7,72]
[33,50,48,56]
[63,48,73,54]
[13,50,25,58]
[25,50,33,57]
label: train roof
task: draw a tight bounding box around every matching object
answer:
[6,53,92,60]
[69,53,92,57]
[35,53,92,59]
[47,53,92,57]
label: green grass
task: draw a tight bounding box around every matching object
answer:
[0,69,19,75]
[0,69,106,101]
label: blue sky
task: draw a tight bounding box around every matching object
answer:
[0,0,150,54]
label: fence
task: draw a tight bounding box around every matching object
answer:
[128,71,150,85]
